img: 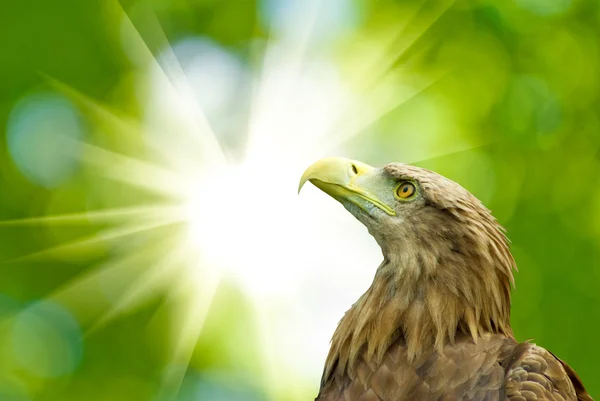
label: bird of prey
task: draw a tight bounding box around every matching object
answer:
[299,157,592,401]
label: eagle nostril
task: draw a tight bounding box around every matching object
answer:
[350,163,358,175]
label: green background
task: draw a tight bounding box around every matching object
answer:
[1,0,598,399]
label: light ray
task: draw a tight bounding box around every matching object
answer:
[78,142,191,198]
[323,72,448,152]
[40,73,193,169]
[0,205,172,226]
[155,266,221,401]
[245,0,323,156]
[115,2,228,171]
[41,73,141,137]
[86,245,188,334]
[252,297,286,400]
[32,76,193,196]
[7,214,183,263]
[315,0,456,153]
[351,0,457,94]
[140,10,228,168]
[408,142,496,166]
[48,251,153,327]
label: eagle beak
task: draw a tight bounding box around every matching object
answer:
[298,157,396,216]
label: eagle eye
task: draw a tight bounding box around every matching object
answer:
[395,181,416,200]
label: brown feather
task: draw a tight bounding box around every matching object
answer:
[322,164,515,385]
[313,163,592,401]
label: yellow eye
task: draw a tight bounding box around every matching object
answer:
[395,182,416,199]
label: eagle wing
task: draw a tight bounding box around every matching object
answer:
[504,342,592,401]
[317,334,509,401]
[316,336,592,401]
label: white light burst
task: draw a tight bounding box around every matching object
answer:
[1,0,464,399]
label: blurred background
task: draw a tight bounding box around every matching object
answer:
[1,0,599,399]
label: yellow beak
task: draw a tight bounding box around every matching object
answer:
[298,157,396,216]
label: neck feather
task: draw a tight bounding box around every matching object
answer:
[322,210,515,385]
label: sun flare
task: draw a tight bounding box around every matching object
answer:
[0,1,466,399]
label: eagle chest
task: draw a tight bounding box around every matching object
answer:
[317,335,510,401]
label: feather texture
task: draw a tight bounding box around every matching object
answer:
[317,334,587,400]
[306,161,592,400]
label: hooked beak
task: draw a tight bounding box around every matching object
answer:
[298,157,396,216]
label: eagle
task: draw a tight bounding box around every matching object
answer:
[298,157,592,401]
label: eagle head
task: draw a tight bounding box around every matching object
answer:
[299,157,516,375]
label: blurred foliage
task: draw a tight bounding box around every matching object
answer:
[1,0,600,399]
